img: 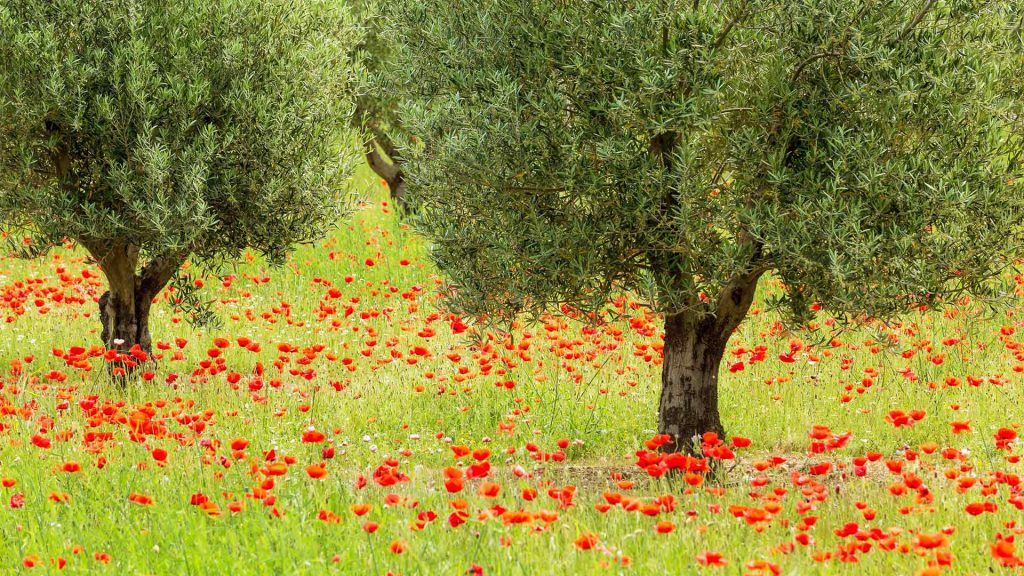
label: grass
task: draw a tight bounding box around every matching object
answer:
[0,169,1022,575]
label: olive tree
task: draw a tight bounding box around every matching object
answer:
[0,0,361,369]
[387,0,1023,450]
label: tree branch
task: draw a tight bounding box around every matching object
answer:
[713,262,768,336]
[138,251,188,299]
[708,157,728,191]
[791,51,842,82]
[713,0,751,50]
[898,0,936,42]
[369,126,403,164]
[365,139,401,184]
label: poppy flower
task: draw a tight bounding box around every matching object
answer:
[655,521,675,534]
[915,533,948,549]
[318,509,341,524]
[305,463,328,479]
[128,493,154,506]
[574,532,598,550]
[696,551,728,567]
[302,429,327,443]
[477,482,500,498]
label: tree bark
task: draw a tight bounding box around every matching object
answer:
[353,96,408,211]
[658,313,729,452]
[84,241,183,376]
[658,271,762,453]
[365,138,407,211]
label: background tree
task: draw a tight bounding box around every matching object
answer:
[352,0,407,210]
[0,0,361,370]
[387,0,1024,451]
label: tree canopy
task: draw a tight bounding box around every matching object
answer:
[0,0,362,365]
[386,0,1024,447]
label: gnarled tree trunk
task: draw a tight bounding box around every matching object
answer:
[84,241,184,376]
[365,137,406,211]
[658,271,762,453]
[658,312,729,450]
[356,99,408,212]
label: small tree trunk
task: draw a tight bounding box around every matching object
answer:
[389,176,408,211]
[99,288,158,354]
[84,241,183,377]
[657,271,762,454]
[102,286,147,351]
[658,313,729,453]
[135,296,154,354]
[365,137,407,211]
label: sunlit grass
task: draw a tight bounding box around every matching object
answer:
[0,169,1021,574]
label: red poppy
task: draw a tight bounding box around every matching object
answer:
[696,551,728,567]
[574,532,598,550]
[305,463,327,479]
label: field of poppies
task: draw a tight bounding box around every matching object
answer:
[0,173,1022,575]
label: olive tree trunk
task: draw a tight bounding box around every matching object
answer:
[658,312,728,448]
[356,99,407,211]
[657,271,762,453]
[365,137,407,210]
[83,241,183,374]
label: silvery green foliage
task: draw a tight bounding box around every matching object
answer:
[0,0,362,265]
[353,0,399,135]
[388,0,1023,324]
